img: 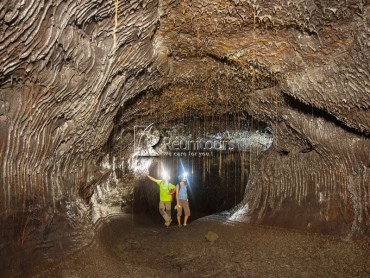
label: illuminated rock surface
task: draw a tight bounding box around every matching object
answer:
[0,0,369,275]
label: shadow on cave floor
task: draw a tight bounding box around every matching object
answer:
[133,210,209,227]
[30,213,369,278]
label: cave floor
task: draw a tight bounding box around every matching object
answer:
[32,214,369,278]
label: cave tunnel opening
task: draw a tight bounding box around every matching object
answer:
[133,155,249,221]
[101,77,277,224]
[129,115,273,222]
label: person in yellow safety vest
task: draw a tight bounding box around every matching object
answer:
[147,174,176,227]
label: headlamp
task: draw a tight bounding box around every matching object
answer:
[162,170,170,181]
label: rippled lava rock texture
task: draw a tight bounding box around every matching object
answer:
[0,0,369,244]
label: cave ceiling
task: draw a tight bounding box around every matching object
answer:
[0,0,369,237]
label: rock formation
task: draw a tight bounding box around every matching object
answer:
[0,0,369,252]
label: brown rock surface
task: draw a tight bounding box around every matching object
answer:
[0,0,369,260]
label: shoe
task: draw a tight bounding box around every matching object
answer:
[178,224,182,227]
[165,219,172,227]
[183,223,187,227]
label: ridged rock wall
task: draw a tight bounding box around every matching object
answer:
[158,0,370,237]
[237,87,369,236]
[0,0,369,245]
[0,0,167,242]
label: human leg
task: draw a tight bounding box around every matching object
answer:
[159,201,171,223]
[164,201,172,221]
[181,200,190,225]
[177,203,183,226]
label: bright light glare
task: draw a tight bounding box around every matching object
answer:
[180,159,192,193]
[162,169,170,180]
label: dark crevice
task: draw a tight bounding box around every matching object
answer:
[205,52,281,90]
[301,146,314,153]
[206,52,279,76]
[79,170,111,202]
[283,93,370,138]
[206,52,234,66]
[149,19,161,40]
[279,150,290,156]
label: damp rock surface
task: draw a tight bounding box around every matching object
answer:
[0,0,369,259]
[29,214,370,278]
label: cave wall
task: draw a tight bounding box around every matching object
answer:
[0,0,167,241]
[158,0,369,237]
[239,87,369,236]
[0,0,369,243]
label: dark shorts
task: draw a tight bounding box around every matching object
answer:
[177,200,190,216]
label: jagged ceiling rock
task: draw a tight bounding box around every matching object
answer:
[159,0,369,132]
[0,0,369,245]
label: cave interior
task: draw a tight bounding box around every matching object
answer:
[0,0,369,276]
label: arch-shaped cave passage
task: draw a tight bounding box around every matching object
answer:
[133,155,249,221]
[91,67,277,224]
[125,115,273,222]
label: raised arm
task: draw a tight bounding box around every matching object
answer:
[147,175,158,183]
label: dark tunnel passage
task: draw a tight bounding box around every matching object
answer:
[133,155,249,220]
[124,115,273,221]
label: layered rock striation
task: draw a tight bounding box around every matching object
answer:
[0,0,368,247]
